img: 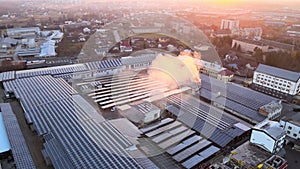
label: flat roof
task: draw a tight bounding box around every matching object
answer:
[231,141,271,168]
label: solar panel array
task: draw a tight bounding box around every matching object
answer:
[140,119,220,169]
[15,64,87,79]
[200,74,277,123]
[166,94,249,147]
[120,54,156,65]
[85,59,123,70]
[0,71,15,82]
[87,73,169,109]
[0,103,36,169]
[3,75,143,169]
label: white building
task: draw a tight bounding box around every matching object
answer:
[252,64,300,99]
[220,19,239,30]
[250,120,286,154]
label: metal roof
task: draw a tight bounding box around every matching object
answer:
[255,64,300,82]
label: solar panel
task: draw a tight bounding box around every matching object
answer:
[139,118,174,133]
[181,155,205,169]
[158,130,195,150]
[183,135,203,145]
[172,140,211,162]
[4,76,143,169]
[167,95,249,147]
[152,125,188,144]
[166,135,202,155]
[146,121,182,137]
[198,145,220,159]
[1,103,36,169]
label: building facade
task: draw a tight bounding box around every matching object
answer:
[220,19,240,30]
[252,64,300,101]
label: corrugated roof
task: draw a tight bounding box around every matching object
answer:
[256,64,300,82]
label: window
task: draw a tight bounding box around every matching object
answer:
[293,133,297,137]
[288,126,292,130]
[287,131,290,134]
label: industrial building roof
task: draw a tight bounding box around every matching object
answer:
[255,64,300,82]
[166,94,250,148]
[200,74,276,124]
[3,75,143,169]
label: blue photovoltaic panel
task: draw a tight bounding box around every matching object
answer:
[181,155,204,169]
[167,135,202,155]
[4,76,143,169]
[140,118,174,133]
[198,145,220,159]
[167,95,249,147]
[172,140,211,162]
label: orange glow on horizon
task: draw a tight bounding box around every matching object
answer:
[196,0,244,6]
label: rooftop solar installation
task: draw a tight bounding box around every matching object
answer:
[181,154,205,169]
[158,130,196,150]
[181,145,220,169]
[167,135,202,155]
[152,126,188,143]
[85,59,123,70]
[173,140,212,162]
[166,94,250,147]
[139,118,174,133]
[145,121,182,137]
[200,74,277,123]
[0,103,36,169]
[3,75,143,169]
[0,71,15,82]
